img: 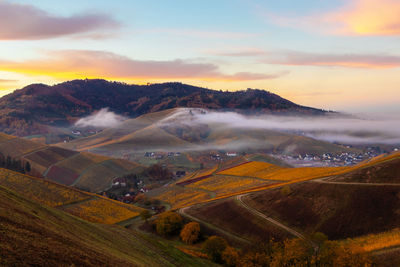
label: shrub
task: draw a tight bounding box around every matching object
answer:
[140,210,152,222]
[202,235,228,263]
[222,246,239,267]
[180,222,201,244]
[155,212,183,236]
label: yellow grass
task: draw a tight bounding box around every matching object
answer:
[0,132,15,143]
[62,197,141,224]
[75,164,120,192]
[157,186,210,209]
[177,165,218,183]
[343,228,400,252]
[0,168,90,207]
[188,175,270,196]
[0,138,46,157]
[109,158,140,171]
[257,166,349,181]
[218,161,282,177]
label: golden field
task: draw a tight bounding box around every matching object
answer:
[344,228,400,252]
[188,175,271,196]
[61,197,142,224]
[0,168,90,207]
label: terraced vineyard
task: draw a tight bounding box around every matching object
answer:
[61,197,142,224]
[156,185,211,209]
[187,175,272,196]
[217,161,284,178]
[0,137,46,157]
[0,133,142,192]
[0,168,142,224]
[0,168,89,207]
[344,228,400,252]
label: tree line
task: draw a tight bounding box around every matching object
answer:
[0,153,31,174]
[144,211,372,267]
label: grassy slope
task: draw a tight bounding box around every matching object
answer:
[243,182,400,240]
[328,157,400,183]
[59,108,354,156]
[0,132,142,192]
[0,168,143,224]
[0,186,213,267]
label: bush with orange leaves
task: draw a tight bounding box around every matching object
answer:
[155,211,183,236]
[222,246,239,267]
[180,222,201,244]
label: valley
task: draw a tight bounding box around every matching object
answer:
[0,81,399,266]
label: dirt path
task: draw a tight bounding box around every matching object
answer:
[312,179,400,186]
[235,194,309,241]
[178,206,251,245]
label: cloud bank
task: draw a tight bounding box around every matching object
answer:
[75,108,126,128]
[162,109,400,145]
[0,49,287,81]
[0,1,119,40]
[263,0,400,36]
[212,48,400,69]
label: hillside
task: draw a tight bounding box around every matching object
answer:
[171,152,400,265]
[0,79,326,136]
[0,183,213,266]
[59,108,351,158]
[0,168,144,224]
[0,132,142,192]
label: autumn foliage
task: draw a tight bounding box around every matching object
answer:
[155,212,183,236]
[180,222,201,244]
[202,236,228,263]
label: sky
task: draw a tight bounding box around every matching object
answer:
[0,0,399,113]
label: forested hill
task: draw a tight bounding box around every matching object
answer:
[0,79,326,136]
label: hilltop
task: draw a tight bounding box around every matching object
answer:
[0,79,326,136]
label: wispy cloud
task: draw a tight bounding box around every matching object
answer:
[0,49,287,81]
[0,1,119,40]
[262,0,400,36]
[75,108,126,128]
[0,79,17,83]
[212,48,400,69]
[331,0,400,36]
[165,109,400,145]
[144,28,259,39]
[263,50,400,69]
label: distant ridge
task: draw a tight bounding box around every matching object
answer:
[0,79,327,136]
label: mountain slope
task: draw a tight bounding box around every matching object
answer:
[0,79,326,136]
[0,132,142,192]
[0,184,213,266]
[60,108,352,157]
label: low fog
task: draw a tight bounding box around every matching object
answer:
[75,108,127,128]
[74,108,400,147]
[159,108,400,145]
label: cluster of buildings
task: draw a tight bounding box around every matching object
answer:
[210,152,238,161]
[144,152,181,159]
[277,148,384,167]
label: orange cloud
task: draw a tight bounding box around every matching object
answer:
[0,50,286,81]
[264,51,400,68]
[263,0,400,36]
[332,0,400,35]
[213,48,400,69]
[0,1,119,40]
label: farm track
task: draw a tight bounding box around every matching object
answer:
[312,179,400,186]
[70,159,111,187]
[178,206,251,245]
[235,194,313,244]
[55,195,95,209]
[43,153,81,177]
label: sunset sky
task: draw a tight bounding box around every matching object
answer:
[0,0,399,113]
